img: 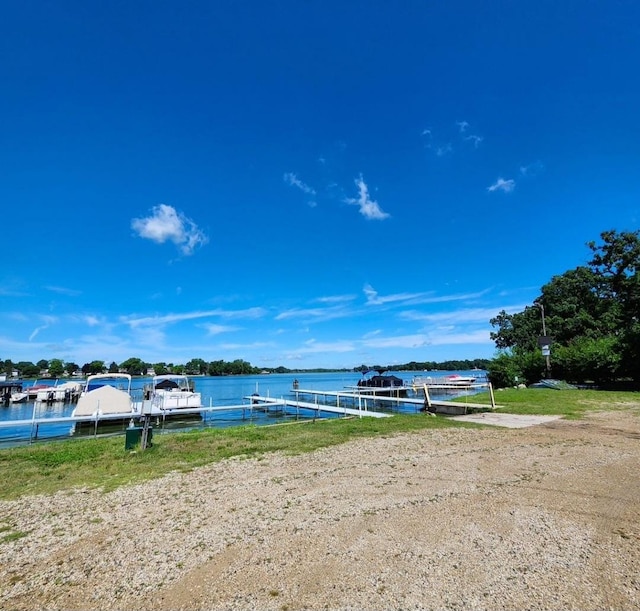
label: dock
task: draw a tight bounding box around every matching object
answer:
[247,394,391,418]
[287,385,497,415]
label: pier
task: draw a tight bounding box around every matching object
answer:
[286,384,497,415]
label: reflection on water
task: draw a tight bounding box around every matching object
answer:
[0,371,485,447]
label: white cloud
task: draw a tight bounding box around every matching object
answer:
[364,284,428,306]
[275,305,351,323]
[202,323,239,336]
[456,120,469,133]
[28,315,57,341]
[436,143,453,157]
[284,172,316,195]
[131,204,208,255]
[464,135,483,148]
[421,128,432,137]
[519,161,544,177]
[487,178,516,193]
[45,285,81,297]
[364,285,489,307]
[122,307,267,329]
[345,176,390,221]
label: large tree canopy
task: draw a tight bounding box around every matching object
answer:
[489,229,640,388]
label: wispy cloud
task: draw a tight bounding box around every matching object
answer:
[421,128,432,137]
[275,305,351,323]
[28,315,57,341]
[284,172,316,195]
[487,178,516,193]
[519,161,544,177]
[201,323,240,336]
[132,204,208,256]
[456,120,469,133]
[345,175,390,220]
[436,143,453,157]
[364,284,428,306]
[400,306,505,324]
[464,135,483,148]
[45,285,81,297]
[364,285,489,307]
[313,294,358,304]
[122,307,267,329]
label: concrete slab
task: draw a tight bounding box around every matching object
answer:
[450,413,562,428]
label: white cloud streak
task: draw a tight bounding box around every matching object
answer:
[464,135,483,148]
[131,204,208,256]
[487,178,516,193]
[284,172,316,195]
[345,176,390,220]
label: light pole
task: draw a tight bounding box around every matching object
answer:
[539,304,551,376]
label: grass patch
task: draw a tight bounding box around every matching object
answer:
[0,414,473,500]
[0,389,637,501]
[469,387,640,419]
[1,530,29,544]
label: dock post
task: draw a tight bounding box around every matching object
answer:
[489,382,496,408]
[423,384,432,411]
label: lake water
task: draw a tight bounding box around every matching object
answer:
[0,370,486,447]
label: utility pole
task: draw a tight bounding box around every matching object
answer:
[539,304,551,376]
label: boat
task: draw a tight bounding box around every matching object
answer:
[35,381,83,403]
[139,374,204,419]
[24,382,52,400]
[355,370,407,397]
[71,373,136,432]
[411,373,489,392]
[1,381,24,405]
[9,391,29,403]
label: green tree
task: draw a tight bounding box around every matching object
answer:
[108,361,119,373]
[119,357,148,376]
[16,361,40,378]
[153,362,168,375]
[48,359,65,378]
[65,362,79,376]
[81,361,106,375]
[185,358,207,375]
[37,359,49,371]
[490,229,640,387]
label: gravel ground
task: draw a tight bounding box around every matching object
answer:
[1,408,639,611]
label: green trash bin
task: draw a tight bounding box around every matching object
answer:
[125,426,143,450]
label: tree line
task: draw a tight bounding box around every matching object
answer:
[488,229,640,389]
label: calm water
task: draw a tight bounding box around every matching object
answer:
[0,370,485,447]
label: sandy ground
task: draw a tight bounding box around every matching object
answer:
[1,407,640,611]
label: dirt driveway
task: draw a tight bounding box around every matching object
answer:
[1,408,639,610]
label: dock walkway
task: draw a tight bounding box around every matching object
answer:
[288,387,497,415]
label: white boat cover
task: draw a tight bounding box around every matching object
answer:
[74,385,133,416]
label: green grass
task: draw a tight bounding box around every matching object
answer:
[0,388,637,501]
[0,414,473,500]
[470,387,640,418]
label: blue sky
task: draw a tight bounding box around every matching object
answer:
[1,1,639,369]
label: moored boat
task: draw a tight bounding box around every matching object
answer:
[138,374,204,420]
[71,373,137,433]
[355,370,407,397]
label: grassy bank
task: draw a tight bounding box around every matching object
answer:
[0,414,473,501]
[1,388,638,501]
[472,387,640,418]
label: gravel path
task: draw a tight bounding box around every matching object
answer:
[1,409,639,610]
